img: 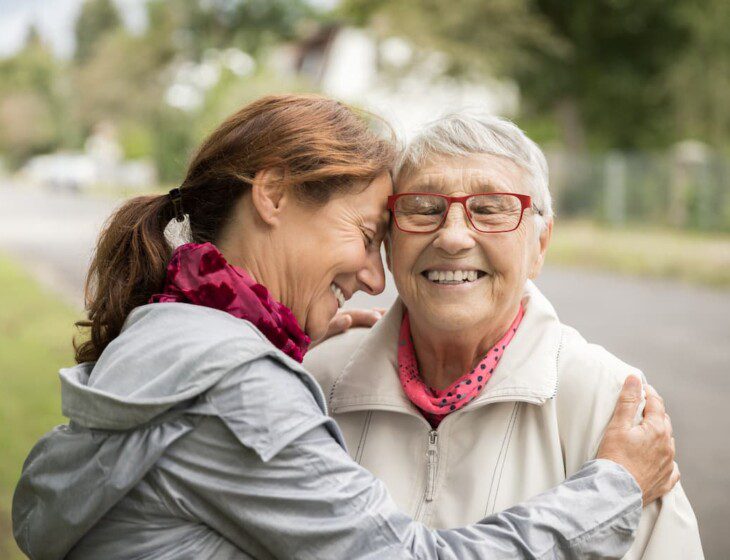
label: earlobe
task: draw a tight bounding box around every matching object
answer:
[251,168,287,226]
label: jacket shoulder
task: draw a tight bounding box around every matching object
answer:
[557,324,645,397]
[554,324,645,472]
[304,327,370,400]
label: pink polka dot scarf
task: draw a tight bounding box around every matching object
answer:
[398,304,525,427]
[150,242,311,362]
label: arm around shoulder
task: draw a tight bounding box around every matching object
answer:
[555,327,704,559]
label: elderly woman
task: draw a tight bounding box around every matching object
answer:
[305,113,703,559]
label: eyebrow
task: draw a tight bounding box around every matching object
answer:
[404,179,509,193]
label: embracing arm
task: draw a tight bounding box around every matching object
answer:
[154,417,642,560]
[147,359,647,560]
[557,340,703,559]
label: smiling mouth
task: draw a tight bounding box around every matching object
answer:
[421,269,488,285]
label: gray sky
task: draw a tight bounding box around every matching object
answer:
[0,0,149,59]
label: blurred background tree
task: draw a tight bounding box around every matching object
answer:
[74,0,122,64]
[0,0,727,222]
[342,0,698,151]
[0,27,70,167]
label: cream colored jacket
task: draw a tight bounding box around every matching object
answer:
[305,281,703,559]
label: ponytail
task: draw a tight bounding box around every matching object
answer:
[74,194,173,363]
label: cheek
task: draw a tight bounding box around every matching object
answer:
[390,234,423,277]
[481,236,529,277]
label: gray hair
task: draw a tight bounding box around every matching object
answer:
[396,112,553,229]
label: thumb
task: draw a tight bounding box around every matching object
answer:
[333,314,352,332]
[608,375,643,429]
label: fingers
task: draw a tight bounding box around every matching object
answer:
[643,384,666,421]
[323,314,352,340]
[341,309,383,328]
[608,375,644,429]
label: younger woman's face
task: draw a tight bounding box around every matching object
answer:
[281,172,393,340]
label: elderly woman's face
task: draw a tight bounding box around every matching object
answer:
[388,153,549,333]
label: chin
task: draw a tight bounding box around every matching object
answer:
[304,307,334,342]
[422,303,490,333]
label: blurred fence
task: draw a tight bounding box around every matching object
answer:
[547,144,730,232]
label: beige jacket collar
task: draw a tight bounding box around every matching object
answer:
[329,281,561,416]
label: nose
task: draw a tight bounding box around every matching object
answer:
[432,202,476,254]
[356,247,387,296]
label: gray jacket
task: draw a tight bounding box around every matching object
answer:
[13,303,642,560]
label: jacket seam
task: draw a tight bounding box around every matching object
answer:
[552,328,564,399]
[354,411,373,463]
[484,402,520,516]
[491,402,521,515]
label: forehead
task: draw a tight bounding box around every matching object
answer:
[328,171,392,226]
[396,153,528,195]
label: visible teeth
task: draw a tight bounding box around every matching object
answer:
[330,283,345,308]
[424,270,482,284]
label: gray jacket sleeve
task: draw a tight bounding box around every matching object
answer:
[150,360,642,560]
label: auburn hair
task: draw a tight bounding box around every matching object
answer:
[74,94,396,363]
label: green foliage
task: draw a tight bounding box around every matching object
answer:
[668,0,730,149]
[74,0,123,63]
[0,30,72,167]
[71,28,175,135]
[341,0,722,151]
[0,255,75,559]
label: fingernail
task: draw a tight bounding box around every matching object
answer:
[625,375,641,392]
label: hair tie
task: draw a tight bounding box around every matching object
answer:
[168,187,185,222]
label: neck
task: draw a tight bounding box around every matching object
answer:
[217,231,302,323]
[409,301,520,391]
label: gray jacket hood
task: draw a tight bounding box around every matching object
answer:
[12,303,326,560]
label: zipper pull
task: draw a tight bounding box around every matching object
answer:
[425,430,439,502]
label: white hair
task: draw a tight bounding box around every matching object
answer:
[396,112,553,230]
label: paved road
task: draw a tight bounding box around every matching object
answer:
[1,185,728,558]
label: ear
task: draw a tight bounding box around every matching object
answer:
[250,168,287,226]
[528,218,552,279]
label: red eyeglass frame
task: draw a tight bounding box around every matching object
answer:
[387,192,533,234]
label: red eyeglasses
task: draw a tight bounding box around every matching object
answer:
[387,192,533,234]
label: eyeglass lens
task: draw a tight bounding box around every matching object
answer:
[393,194,523,232]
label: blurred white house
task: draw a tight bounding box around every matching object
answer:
[272,25,519,139]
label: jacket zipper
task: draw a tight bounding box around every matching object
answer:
[414,429,440,520]
[425,430,439,502]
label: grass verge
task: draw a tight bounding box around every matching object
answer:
[549,221,730,288]
[0,254,76,560]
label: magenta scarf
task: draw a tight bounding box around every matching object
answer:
[398,305,524,427]
[149,242,311,362]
